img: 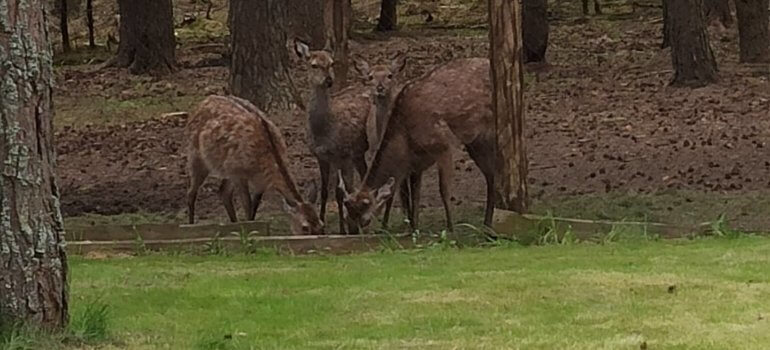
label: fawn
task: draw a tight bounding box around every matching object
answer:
[293,40,405,234]
[185,95,324,235]
[341,58,498,233]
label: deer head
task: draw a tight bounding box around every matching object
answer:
[294,39,335,89]
[283,199,324,235]
[354,53,407,99]
[340,175,396,233]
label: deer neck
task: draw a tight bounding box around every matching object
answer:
[308,84,333,137]
[373,93,392,139]
[363,121,408,190]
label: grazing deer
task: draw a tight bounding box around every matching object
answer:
[582,0,602,15]
[293,40,405,234]
[342,58,498,233]
[185,95,324,235]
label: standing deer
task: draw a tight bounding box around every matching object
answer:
[293,40,405,234]
[186,95,324,235]
[342,58,498,233]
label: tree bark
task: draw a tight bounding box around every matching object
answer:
[287,0,326,48]
[661,0,671,48]
[736,0,770,62]
[668,0,718,87]
[59,0,71,52]
[522,0,549,63]
[325,0,350,89]
[115,0,176,75]
[489,0,529,212]
[376,0,398,31]
[0,0,69,330]
[86,0,95,48]
[229,0,292,111]
[704,0,733,26]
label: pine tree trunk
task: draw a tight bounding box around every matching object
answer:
[86,0,95,48]
[668,0,718,87]
[288,0,326,48]
[376,0,398,31]
[59,0,71,52]
[704,0,733,26]
[115,0,176,75]
[736,0,770,62]
[229,0,292,111]
[661,0,671,48]
[325,0,350,89]
[489,0,529,212]
[0,0,69,330]
[522,0,549,63]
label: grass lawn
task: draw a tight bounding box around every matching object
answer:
[67,236,770,350]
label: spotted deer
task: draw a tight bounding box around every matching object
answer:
[293,40,405,234]
[185,95,324,235]
[341,58,498,233]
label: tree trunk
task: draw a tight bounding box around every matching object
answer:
[59,0,71,52]
[325,0,350,89]
[229,0,292,111]
[0,0,69,330]
[115,0,176,75]
[489,0,529,212]
[661,0,671,48]
[668,0,718,87]
[522,0,549,63]
[735,0,770,62]
[287,0,326,48]
[704,0,733,26]
[376,0,398,31]
[86,0,95,48]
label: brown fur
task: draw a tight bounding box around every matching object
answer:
[185,95,323,235]
[343,58,498,231]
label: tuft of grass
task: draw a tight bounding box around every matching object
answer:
[67,298,111,344]
[0,324,61,350]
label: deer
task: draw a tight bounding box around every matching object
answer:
[185,95,324,235]
[293,39,405,234]
[341,58,498,234]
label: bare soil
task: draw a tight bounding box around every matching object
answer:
[54,4,770,230]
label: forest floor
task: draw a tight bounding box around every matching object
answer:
[53,0,770,233]
[62,236,770,349]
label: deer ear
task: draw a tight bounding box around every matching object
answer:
[322,37,334,54]
[283,198,298,213]
[375,177,396,202]
[353,59,371,79]
[390,53,407,75]
[294,39,311,59]
[337,170,350,198]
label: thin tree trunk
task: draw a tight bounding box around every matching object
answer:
[229,0,292,111]
[376,0,398,31]
[668,0,718,87]
[115,0,176,75]
[661,0,670,48]
[288,0,326,48]
[0,0,69,330]
[325,0,350,89]
[522,0,549,62]
[736,0,770,62]
[489,0,529,212]
[60,0,71,52]
[86,0,95,48]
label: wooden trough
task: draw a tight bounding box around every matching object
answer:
[64,210,717,255]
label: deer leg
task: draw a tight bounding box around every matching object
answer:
[318,159,330,226]
[438,154,454,232]
[466,137,497,227]
[582,0,589,15]
[218,179,238,223]
[236,179,251,222]
[409,172,423,230]
[337,167,356,234]
[249,191,264,221]
[187,156,209,225]
[594,0,602,15]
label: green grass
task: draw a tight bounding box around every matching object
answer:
[68,236,770,349]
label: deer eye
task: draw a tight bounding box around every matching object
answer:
[311,63,319,69]
[387,74,393,79]
[368,74,373,81]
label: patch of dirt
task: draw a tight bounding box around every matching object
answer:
[55,7,770,229]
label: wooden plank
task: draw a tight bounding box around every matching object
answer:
[65,221,271,242]
[492,209,712,242]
